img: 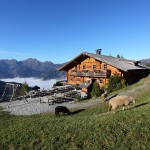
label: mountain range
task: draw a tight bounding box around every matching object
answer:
[140,58,150,66]
[0,57,150,80]
[0,58,66,79]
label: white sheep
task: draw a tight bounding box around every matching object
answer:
[108,95,135,111]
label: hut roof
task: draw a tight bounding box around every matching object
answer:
[59,52,149,72]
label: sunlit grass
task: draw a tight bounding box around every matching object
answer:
[0,75,150,149]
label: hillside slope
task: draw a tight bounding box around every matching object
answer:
[140,58,150,66]
[0,75,150,149]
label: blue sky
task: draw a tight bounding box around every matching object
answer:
[0,0,150,64]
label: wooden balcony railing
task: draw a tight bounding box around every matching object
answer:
[70,70,110,78]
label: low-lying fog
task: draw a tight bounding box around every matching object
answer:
[0,77,58,90]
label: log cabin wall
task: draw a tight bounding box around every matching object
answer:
[60,51,149,88]
[67,56,123,88]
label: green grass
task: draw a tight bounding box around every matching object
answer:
[0,76,150,150]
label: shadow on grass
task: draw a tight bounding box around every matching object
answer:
[112,102,150,113]
[128,102,150,110]
[71,109,85,115]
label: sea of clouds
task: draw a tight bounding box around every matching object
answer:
[0,77,58,90]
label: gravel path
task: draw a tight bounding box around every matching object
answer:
[1,82,147,116]
[0,97,102,115]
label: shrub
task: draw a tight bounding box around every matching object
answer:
[32,85,40,91]
[21,82,29,94]
[106,73,126,92]
[91,81,102,98]
[73,84,80,90]
[76,94,82,101]
[53,82,63,87]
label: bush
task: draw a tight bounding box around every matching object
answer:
[106,73,126,92]
[73,84,80,90]
[32,85,40,91]
[91,81,102,98]
[21,82,29,94]
[53,82,63,87]
[76,94,82,101]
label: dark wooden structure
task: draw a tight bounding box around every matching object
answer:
[59,49,149,88]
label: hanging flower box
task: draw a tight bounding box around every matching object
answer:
[82,70,88,73]
[97,70,101,73]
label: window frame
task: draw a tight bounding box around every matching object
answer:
[82,65,86,70]
[103,63,107,70]
[92,64,96,70]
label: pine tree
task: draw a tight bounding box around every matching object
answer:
[21,81,29,94]
[91,81,101,98]
[117,54,120,58]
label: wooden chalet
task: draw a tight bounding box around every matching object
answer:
[59,49,149,88]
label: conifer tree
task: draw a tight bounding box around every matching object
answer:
[117,54,120,58]
[21,81,29,94]
[91,81,101,98]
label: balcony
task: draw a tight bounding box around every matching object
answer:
[70,70,110,78]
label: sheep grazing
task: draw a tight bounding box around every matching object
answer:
[55,106,71,116]
[108,95,135,111]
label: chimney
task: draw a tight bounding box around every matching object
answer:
[96,49,102,55]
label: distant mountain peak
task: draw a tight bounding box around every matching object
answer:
[23,58,40,62]
[23,58,53,64]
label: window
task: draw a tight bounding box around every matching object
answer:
[92,65,96,70]
[100,79,103,83]
[77,78,80,81]
[86,80,91,84]
[83,65,86,70]
[103,64,107,70]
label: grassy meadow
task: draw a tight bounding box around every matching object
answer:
[0,76,150,150]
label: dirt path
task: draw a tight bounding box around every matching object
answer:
[0,77,149,116]
[0,97,102,115]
